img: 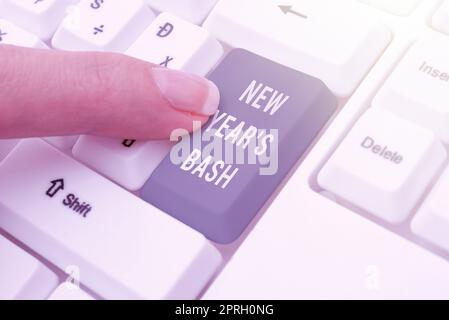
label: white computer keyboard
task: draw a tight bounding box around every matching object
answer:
[1,0,449,300]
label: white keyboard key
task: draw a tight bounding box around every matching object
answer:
[44,136,79,151]
[48,283,94,300]
[0,139,222,299]
[0,235,58,299]
[145,0,218,24]
[0,139,19,161]
[204,0,391,97]
[0,0,75,40]
[359,0,421,16]
[373,35,449,143]
[126,12,223,76]
[0,18,47,48]
[52,0,155,52]
[412,166,449,252]
[318,108,446,224]
[432,0,449,36]
[73,136,173,191]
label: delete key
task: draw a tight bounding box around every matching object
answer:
[141,49,337,244]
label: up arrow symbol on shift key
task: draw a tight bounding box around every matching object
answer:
[46,179,65,198]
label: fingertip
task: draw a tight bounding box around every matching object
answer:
[201,80,220,116]
[151,68,220,117]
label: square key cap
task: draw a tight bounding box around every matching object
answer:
[141,49,337,244]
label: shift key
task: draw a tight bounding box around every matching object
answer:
[141,49,337,244]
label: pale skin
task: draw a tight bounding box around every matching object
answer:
[0,45,220,140]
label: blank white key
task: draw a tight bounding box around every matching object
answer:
[359,0,421,16]
[412,166,449,252]
[0,0,75,40]
[0,19,47,48]
[145,0,218,24]
[0,139,222,299]
[52,0,155,52]
[318,108,446,224]
[48,283,94,300]
[0,235,58,299]
[126,12,223,76]
[204,0,391,97]
[432,0,449,36]
[73,136,173,191]
[0,139,19,161]
[373,35,449,143]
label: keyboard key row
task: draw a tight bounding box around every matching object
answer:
[0,0,218,48]
[1,0,394,98]
[0,139,222,299]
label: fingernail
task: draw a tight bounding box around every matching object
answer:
[152,68,220,116]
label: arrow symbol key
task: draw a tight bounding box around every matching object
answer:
[46,179,65,198]
[278,5,308,19]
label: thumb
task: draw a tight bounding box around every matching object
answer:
[0,45,220,140]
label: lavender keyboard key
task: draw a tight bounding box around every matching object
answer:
[141,49,337,244]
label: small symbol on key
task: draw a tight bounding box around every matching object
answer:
[93,25,105,35]
[0,30,7,42]
[157,22,174,38]
[90,0,105,10]
[46,179,65,198]
[160,56,174,67]
[122,139,136,148]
